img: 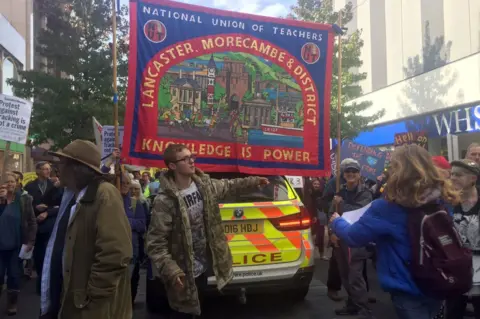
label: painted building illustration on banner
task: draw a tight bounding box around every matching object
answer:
[158,52,304,145]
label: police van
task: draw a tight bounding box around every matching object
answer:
[146,174,314,313]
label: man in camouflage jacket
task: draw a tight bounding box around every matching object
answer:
[146,144,268,317]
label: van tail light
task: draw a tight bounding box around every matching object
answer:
[271,206,311,231]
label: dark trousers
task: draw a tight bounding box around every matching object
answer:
[169,274,208,319]
[335,242,371,313]
[34,234,49,294]
[0,249,22,291]
[328,246,370,293]
[131,261,141,304]
[392,292,442,319]
[327,248,342,291]
[315,224,326,255]
[446,295,480,318]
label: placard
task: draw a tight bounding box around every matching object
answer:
[101,126,124,158]
[394,131,428,149]
[121,0,335,176]
[340,140,388,181]
[286,176,303,188]
[0,94,32,144]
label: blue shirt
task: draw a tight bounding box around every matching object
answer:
[332,198,422,296]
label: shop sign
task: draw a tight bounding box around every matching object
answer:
[431,104,480,136]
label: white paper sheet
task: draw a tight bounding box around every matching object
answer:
[18,244,33,260]
[342,203,372,224]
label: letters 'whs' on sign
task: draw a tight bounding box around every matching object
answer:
[121,0,335,176]
[0,94,32,145]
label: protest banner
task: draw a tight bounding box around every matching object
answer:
[92,117,103,150]
[102,125,124,158]
[341,140,387,181]
[121,0,335,176]
[0,94,32,145]
[394,131,428,149]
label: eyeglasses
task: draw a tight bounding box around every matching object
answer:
[174,155,196,163]
[344,169,359,174]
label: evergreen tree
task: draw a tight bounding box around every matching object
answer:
[9,0,129,148]
[290,0,384,140]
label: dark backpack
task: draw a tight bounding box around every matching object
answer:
[408,204,473,299]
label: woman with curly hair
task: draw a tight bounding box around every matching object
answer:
[330,144,460,319]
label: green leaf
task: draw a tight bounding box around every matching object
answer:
[8,0,129,149]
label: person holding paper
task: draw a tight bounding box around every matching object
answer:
[24,162,61,295]
[329,159,375,318]
[330,145,459,319]
[0,172,37,315]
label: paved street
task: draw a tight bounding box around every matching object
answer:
[5,254,398,319]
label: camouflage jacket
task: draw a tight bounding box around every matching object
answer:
[145,169,261,315]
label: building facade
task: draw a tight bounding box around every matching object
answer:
[335,0,480,157]
[0,0,34,172]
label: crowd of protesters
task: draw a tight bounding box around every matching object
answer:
[0,140,478,318]
[301,142,480,319]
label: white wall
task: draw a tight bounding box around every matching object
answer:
[348,53,480,125]
[0,14,26,65]
[336,0,480,97]
[385,0,403,85]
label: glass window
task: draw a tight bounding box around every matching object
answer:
[2,58,16,96]
[208,173,295,203]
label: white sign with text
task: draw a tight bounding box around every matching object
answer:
[286,176,303,188]
[101,125,124,158]
[0,94,32,144]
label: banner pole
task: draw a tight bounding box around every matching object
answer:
[111,0,120,190]
[335,12,343,194]
[1,141,11,179]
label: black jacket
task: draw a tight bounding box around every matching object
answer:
[329,182,373,216]
[24,178,62,235]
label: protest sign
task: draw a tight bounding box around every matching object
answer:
[394,131,428,149]
[330,147,337,176]
[122,0,335,176]
[341,140,387,181]
[101,126,124,158]
[92,117,103,150]
[286,176,303,188]
[0,94,32,144]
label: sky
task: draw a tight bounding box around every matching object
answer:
[120,0,297,18]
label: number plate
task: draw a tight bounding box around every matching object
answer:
[223,221,264,235]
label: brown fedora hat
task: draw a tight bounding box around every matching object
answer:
[49,140,104,175]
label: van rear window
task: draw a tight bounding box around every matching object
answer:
[207,173,296,203]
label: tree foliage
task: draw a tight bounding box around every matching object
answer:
[399,21,456,118]
[290,0,384,140]
[8,0,129,149]
[158,75,173,109]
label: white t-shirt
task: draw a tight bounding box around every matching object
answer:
[180,182,207,277]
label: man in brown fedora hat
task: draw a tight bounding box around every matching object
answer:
[39,140,133,319]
